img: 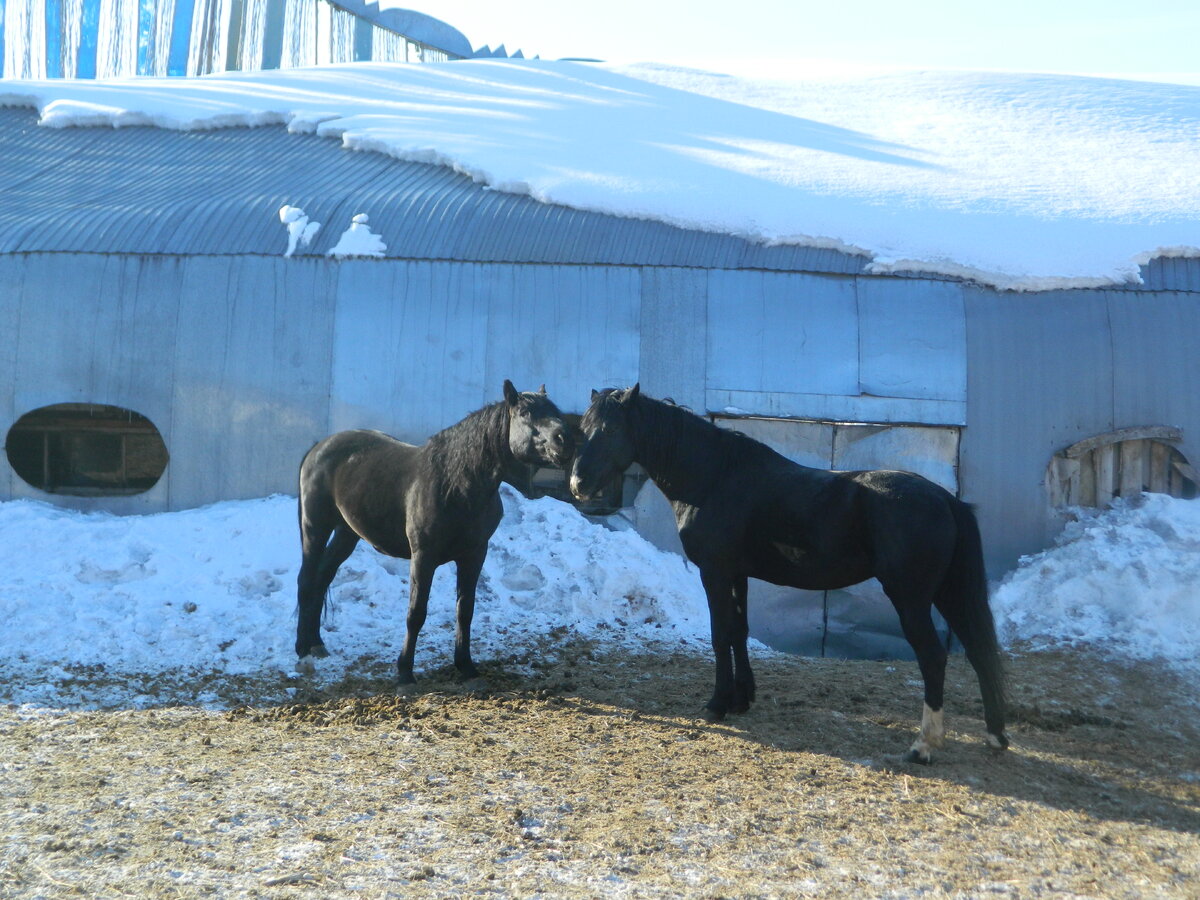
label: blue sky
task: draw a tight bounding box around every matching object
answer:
[399,0,1200,79]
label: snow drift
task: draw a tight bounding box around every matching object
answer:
[2,59,1198,289]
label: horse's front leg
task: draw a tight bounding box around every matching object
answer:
[452,545,487,683]
[730,575,756,714]
[396,551,436,688]
[700,569,737,721]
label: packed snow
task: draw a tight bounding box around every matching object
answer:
[0,486,714,709]
[993,493,1200,673]
[327,213,387,258]
[1,486,1197,710]
[2,59,1198,289]
[278,204,321,257]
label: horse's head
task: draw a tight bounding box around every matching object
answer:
[569,383,640,501]
[503,380,574,469]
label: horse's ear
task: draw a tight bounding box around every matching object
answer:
[591,389,600,401]
[503,379,519,406]
[623,383,641,404]
[538,384,547,394]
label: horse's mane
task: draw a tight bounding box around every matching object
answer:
[425,401,510,484]
[630,394,723,459]
[628,393,785,475]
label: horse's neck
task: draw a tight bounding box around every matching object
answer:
[431,404,510,491]
[632,402,724,506]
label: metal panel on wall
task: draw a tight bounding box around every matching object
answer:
[483,264,641,416]
[707,269,859,399]
[706,270,966,425]
[638,267,707,412]
[1108,291,1200,470]
[330,260,490,442]
[170,256,336,507]
[962,287,1115,573]
[857,277,966,404]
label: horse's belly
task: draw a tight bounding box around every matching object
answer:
[369,537,411,558]
[748,542,872,591]
[343,512,411,559]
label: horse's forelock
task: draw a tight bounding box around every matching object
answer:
[581,388,625,432]
[519,390,564,422]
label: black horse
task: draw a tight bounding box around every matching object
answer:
[570,385,1007,763]
[296,380,574,687]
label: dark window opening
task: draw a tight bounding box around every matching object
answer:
[5,403,169,496]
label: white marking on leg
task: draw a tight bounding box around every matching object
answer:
[921,704,946,748]
[909,703,946,761]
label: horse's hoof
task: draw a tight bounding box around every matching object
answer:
[701,706,726,723]
[987,731,1010,751]
[309,643,330,659]
[396,681,420,697]
[461,677,488,693]
[903,748,933,766]
[295,657,317,675]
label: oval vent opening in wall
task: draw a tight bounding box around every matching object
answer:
[5,403,169,496]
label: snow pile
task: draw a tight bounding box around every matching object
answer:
[327,213,387,258]
[2,60,1198,289]
[278,204,321,256]
[993,494,1200,672]
[0,486,711,708]
[3,486,1197,709]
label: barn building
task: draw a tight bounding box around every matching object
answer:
[0,0,494,79]
[1,49,1197,656]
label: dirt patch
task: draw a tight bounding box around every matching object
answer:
[2,640,1198,898]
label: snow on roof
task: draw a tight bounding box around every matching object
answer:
[1,59,1197,290]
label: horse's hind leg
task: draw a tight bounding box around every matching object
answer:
[893,600,949,765]
[297,514,358,659]
[936,600,1009,751]
[310,525,360,656]
[296,513,332,659]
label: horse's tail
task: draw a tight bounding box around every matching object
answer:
[936,497,1008,747]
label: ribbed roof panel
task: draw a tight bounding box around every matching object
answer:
[0,105,862,275]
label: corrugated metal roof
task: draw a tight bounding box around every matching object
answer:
[0,107,868,274]
[3,106,1192,289]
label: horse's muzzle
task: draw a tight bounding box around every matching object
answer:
[568,473,592,501]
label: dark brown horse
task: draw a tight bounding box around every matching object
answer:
[296,381,574,687]
[570,385,1007,763]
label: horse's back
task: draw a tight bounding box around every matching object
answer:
[303,430,419,482]
[299,430,423,553]
[692,456,959,590]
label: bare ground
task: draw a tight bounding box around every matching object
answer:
[2,638,1198,899]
